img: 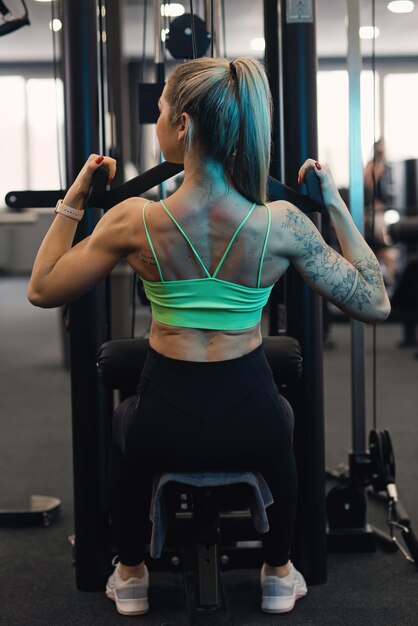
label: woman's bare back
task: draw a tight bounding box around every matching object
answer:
[126,190,290,361]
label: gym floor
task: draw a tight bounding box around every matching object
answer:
[1,276,417,625]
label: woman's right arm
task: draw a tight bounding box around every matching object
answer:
[278,159,391,323]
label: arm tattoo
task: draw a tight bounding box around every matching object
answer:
[352,255,385,293]
[283,209,373,310]
[140,248,157,266]
[344,274,373,310]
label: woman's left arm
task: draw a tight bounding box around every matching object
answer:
[28,154,138,308]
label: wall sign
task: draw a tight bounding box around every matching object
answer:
[286,0,314,23]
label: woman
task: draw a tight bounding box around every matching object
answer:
[364,139,398,286]
[28,57,390,617]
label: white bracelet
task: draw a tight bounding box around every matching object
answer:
[54,200,84,222]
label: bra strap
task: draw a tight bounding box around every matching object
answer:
[142,201,165,282]
[212,203,257,278]
[257,203,272,287]
[160,199,211,278]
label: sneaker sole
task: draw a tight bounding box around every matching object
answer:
[262,588,307,614]
[106,589,149,616]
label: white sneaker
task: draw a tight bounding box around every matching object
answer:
[260,561,307,614]
[105,557,149,616]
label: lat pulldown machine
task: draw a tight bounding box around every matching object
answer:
[4,0,329,590]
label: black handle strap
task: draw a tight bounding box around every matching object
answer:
[5,161,184,210]
[0,16,29,36]
[86,161,184,209]
[6,161,324,214]
[86,162,324,213]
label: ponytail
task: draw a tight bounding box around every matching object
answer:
[165,56,272,205]
[230,57,272,204]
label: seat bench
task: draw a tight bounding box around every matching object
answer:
[96,336,302,608]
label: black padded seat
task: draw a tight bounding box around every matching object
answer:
[96,335,302,608]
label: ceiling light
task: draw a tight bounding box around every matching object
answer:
[161,3,185,17]
[49,18,62,32]
[359,26,380,40]
[384,210,400,225]
[387,1,415,13]
[250,37,265,51]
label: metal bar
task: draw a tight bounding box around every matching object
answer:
[264,0,285,337]
[153,0,165,83]
[264,0,284,183]
[278,0,327,585]
[197,544,219,606]
[204,0,215,58]
[62,0,112,592]
[347,2,365,233]
[5,171,324,214]
[212,0,222,57]
[204,0,212,33]
[347,0,367,454]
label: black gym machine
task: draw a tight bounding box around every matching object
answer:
[7,0,326,591]
[4,0,327,591]
[327,429,418,565]
[91,0,418,574]
[3,0,417,605]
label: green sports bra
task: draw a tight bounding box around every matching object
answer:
[141,199,274,331]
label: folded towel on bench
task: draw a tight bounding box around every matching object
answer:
[149,471,274,558]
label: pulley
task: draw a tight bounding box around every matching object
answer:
[165,13,211,59]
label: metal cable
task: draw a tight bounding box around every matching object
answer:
[189,0,197,58]
[210,0,214,57]
[139,0,148,83]
[133,0,151,336]
[51,0,63,191]
[221,0,226,58]
[371,0,378,431]
[131,273,138,338]
[136,0,148,175]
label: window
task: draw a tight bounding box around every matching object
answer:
[317,70,380,189]
[0,76,64,208]
[26,78,65,191]
[384,73,418,162]
[0,77,26,206]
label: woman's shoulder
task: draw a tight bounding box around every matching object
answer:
[104,196,154,222]
[96,197,154,243]
[264,199,302,221]
[263,199,320,254]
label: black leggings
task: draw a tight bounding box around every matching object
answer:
[109,345,298,567]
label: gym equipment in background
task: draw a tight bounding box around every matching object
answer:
[0,496,61,528]
[165,13,211,59]
[0,0,29,37]
[325,1,417,569]
[327,429,418,566]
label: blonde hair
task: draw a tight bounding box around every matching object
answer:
[165,57,272,205]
